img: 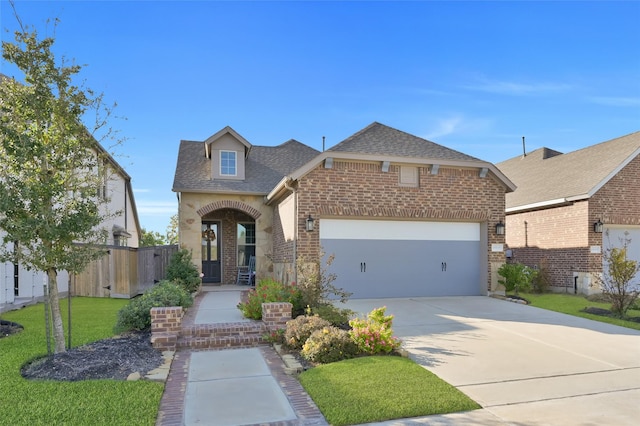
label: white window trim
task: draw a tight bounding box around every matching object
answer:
[220,150,237,177]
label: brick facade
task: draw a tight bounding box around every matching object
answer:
[272,160,507,291]
[505,155,640,291]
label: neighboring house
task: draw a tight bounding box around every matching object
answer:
[173,122,514,298]
[0,126,141,312]
[496,131,640,294]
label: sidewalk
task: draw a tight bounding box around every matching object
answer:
[155,286,327,426]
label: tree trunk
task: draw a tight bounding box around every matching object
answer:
[47,268,66,353]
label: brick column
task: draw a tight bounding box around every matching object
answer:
[262,302,292,331]
[150,306,183,351]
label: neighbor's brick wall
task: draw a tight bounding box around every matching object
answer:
[287,161,507,291]
[506,201,591,289]
[590,154,640,230]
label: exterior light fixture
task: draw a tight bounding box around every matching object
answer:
[495,221,505,236]
[305,214,315,232]
[593,219,604,233]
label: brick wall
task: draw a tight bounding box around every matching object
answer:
[285,160,507,291]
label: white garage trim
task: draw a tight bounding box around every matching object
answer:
[320,219,480,241]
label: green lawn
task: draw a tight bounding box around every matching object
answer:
[299,355,480,426]
[521,293,640,331]
[0,298,163,425]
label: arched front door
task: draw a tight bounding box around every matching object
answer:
[201,222,221,283]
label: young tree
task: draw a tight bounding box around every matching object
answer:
[594,232,640,317]
[166,213,178,245]
[0,20,120,352]
[140,227,167,247]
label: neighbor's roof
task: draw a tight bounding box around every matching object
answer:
[172,138,320,194]
[497,131,640,212]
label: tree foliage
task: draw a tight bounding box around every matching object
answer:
[0,17,121,352]
[139,227,167,247]
[166,213,178,245]
[594,232,640,317]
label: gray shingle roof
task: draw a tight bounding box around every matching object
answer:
[497,131,640,211]
[328,122,482,162]
[172,138,320,194]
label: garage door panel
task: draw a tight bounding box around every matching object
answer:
[322,238,481,299]
[603,226,640,272]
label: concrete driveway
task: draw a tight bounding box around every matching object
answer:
[342,296,640,425]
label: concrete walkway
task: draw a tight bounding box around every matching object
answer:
[158,290,640,425]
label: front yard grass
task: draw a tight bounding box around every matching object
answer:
[523,293,640,331]
[0,297,163,425]
[299,355,480,426]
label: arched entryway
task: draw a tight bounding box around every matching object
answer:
[197,201,261,285]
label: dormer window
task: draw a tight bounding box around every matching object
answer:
[220,150,237,176]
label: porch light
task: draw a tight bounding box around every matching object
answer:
[305,214,315,232]
[594,219,604,233]
[495,221,505,236]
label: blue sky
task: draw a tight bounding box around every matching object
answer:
[2,1,639,235]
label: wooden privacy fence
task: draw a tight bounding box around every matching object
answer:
[71,244,178,299]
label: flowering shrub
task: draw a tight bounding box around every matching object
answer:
[283,314,331,350]
[349,306,401,355]
[308,303,353,328]
[237,278,301,320]
[263,328,285,344]
[301,326,359,364]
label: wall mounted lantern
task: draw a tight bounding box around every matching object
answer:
[305,214,315,232]
[593,219,604,233]
[495,221,505,236]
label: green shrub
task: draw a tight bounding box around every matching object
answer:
[349,306,401,355]
[237,278,301,320]
[531,258,551,293]
[301,326,359,364]
[498,262,536,295]
[114,281,193,333]
[308,304,353,328]
[284,314,331,350]
[166,249,201,293]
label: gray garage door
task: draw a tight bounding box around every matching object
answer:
[604,226,640,276]
[320,219,482,299]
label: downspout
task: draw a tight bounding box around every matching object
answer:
[284,179,297,284]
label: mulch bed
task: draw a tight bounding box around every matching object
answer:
[582,306,640,323]
[21,331,164,381]
[0,319,23,338]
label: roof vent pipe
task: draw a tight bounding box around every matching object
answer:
[522,136,526,158]
[322,136,325,152]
